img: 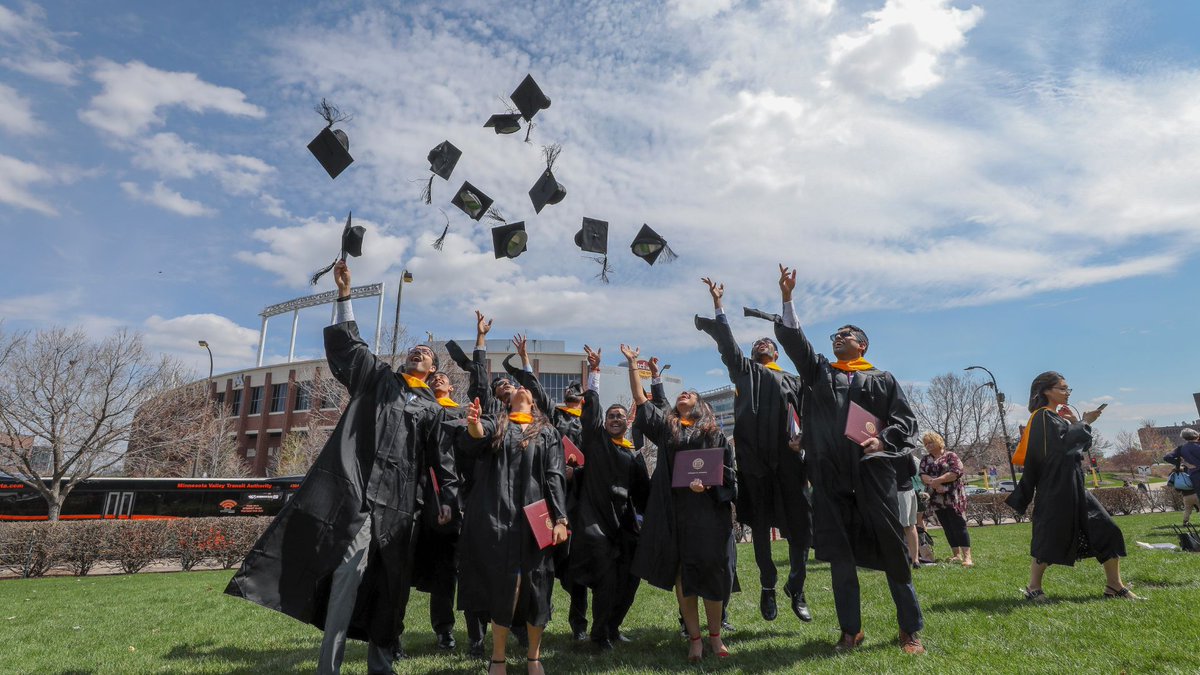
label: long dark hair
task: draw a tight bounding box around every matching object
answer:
[490,405,550,451]
[1028,371,1064,412]
[667,393,720,443]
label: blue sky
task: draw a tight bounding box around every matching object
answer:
[1,0,1199,446]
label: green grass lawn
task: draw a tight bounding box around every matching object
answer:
[2,512,1198,674]
[966,472,1163,489]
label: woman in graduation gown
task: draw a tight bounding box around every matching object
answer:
[622,344,737,663]
[1006,371,1137,600]
[459,388,569,675]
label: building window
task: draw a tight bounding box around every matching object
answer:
[270,383,288,414]
[245,447,257,458]
[536,372,578,407]
[215,391,225,407]
[294,384,311,411]
[230,389,243,416]
[248,386,263,415]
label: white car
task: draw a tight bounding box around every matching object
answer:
[995,480,1017,493]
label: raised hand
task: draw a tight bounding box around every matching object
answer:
[466,397,482,424]
[778,263,797,301]
[1082,408,1103,425]
[648,356,661,379]
[475,310,493,336]
[334,260,351,295]
[619,343,640,363]
[512,333,528,359]
[701,277,724,308]
[583,344,601,371]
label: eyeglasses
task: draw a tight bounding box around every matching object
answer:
[829,331,858,343]
[1053,385,1072,394]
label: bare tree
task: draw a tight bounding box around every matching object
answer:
[273,365,347,476]
[124,366,227,477]
[0,326,186,520]
[1106,430,1151,477]
[905,372,1003,466]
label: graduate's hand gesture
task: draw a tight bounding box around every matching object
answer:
[648,356,663,379]
[1058,406,1078,423]
[861,437,883,454]
[689,478,706,494]
[512,333,528,360]
[334,260,351,295]
[552,522,569,546]
[619,343,639,364]
[778,264,797,302]
[475,310,493,336]
[1082,408,1103,424]
[466,397,482,424]
[437,504,452,526]
[583,345,601,371]
[701,277,724,309]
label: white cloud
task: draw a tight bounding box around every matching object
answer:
[141,313,261,375]
[121,180,216,217]
[705,368,726,377]
[0,81,42,134]
[827,0,984,100]
[132,132,274,196]
[0,4,79,86]
[0,289,83,321]
[0,152,56,214]
[79,60,265,138]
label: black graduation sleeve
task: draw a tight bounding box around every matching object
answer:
[773,321,821,385]
[504,353,553,416]
[711,437,737,505]
[581,388,605,438]
[630,455,651,514]
[424,406,458,512]
[541,429,568,522]
[879,372,918,456]
[650,381,669,410]
[323,321,387,397]
[633,398,668,446]
[695,313,750,379]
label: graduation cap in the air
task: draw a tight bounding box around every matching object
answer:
[575,217,612,283]
[310,212,366,285]
[484,75,552,141]
[528,144,566,213]
[307,99,354,180]
[422,141,462,205]
[630,224,677,266]
[492,222,528,259]
[450,181,495,221]
[484,113,522,135]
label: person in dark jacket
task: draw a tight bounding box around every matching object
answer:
[460,386,569,675]
[772,264,924,655]
[1163,428,1200,525]
[1006,371,1137,601]
[226,260,457,675]
[695,277,812,623]
[624,344,737,663]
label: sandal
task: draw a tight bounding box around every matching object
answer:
[709,632,730,658]
[1021,587,1047,602]
[1104,585,1142,600]
[687,634,703,663]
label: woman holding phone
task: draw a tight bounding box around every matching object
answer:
[620,344,737,663]
[1005,372,1137,601]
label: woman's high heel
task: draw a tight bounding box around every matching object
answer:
[687,634,703,663]
[709,632,730,658]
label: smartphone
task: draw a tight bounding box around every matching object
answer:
[1096,403,1108,411]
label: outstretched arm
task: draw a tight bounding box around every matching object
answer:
[696,277,750,377]
[648,357,669,409]
[621,344,647,406]
[324,260,386,396]
[504,334,551,415]
[774,264,820,383]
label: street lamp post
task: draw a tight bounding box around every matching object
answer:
[193,340,215,478]
[965,365,1017,484]
[390,270,414,359]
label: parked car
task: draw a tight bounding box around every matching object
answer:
[996,480,1017,493]
[965,485,988,496]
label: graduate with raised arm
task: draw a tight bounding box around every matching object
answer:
[459,384,569,675]
[624,344,737,664]
[694,277,812,623]
[444,311,517,416]
[560,345,650,650]
[227,260,457,675]
[771,264,925,655]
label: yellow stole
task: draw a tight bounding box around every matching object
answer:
[402,373,430,390]
[611,436,634,449]
[556,406,582,417]
[830,358,874,372]
[680,419,694,427]
[508,412,533,424]
[437,397,459,409]
[1012,407,1053,466]
[764,361,782,372]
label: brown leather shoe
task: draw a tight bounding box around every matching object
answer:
[833,631,864,653]
[899,631,925,655]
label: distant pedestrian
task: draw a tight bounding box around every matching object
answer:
[919,432,973,567]
[1163,428,1200,526]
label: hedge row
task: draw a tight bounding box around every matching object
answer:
[0,517,270,579]
[954,487,1185,528]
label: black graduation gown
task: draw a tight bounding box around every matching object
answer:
[774,320,917,582]
[503,354,584,447]
[566,389,651,587]
[1006,409,1126,566]
[411,401,467,596]
[225,321,457,645]
[695,314,808,536]
[457,419,568,627]
[631,404,736,602]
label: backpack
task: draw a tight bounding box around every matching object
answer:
[1175,524,1200,553]
[917,529,937,563]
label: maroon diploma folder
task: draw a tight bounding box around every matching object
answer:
[671,448,724,488]
[845,401,881,445]
[523,499,556,549]
[563,437,585,467]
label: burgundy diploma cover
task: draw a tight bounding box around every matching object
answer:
[671,448,724,488]
[563,437,585,467]
[523,499,555,549]
[845,401,881,445]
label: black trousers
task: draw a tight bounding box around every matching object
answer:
[934,507,971,548]
[464,609,488,645]
[830,560,923,636]
[589,532,639,641]
[568,582,589,633]
[429,589,455,634]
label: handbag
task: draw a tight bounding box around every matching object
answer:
[1174,524,1200,553]
[1169,471,1194,491]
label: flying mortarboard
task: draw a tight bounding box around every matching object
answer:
[310,212,366,285]
[630,224,677,266]
[450,181,495,221]
[484,113,522,135]
[574,217,612,283]
[492,222,528,259]
[307,99,354,179]
[528,144,566,213]
[422,141,462,204]
[511,74,551,121]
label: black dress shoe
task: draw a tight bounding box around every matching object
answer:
[721,620,736,633]
[613,632,632,643]
[436,632,456,650]
[790,592,812,623]
[573,629,589,641]
[760,589,778,622]
[593,638,614,651]
[391,644,407,661]
[467,640,485,659]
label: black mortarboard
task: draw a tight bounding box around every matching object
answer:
[311,212,366,285]
[484,113,522,135]
[450,182,495,221]
[422,140,462,204]
[528,144,566,213]
[511,75,551,122]
[575,217,612,283]
[630,224,677,266]
[308,99,354,179]
[492,222,528,259]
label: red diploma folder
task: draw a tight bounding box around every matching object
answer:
[563,437,585,467]
[671,448,724,488]
[523,499,556,550]
[845,401,881,445]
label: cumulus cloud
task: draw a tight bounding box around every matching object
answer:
[0,4,78,86]
[0,152,56,214]
[132,132,274,196]
[141,313,262,375]
[120,181,216,217]
[0,81,42,134]
[79,59,265,138]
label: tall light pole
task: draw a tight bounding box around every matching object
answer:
[390,270,414,359]
[965,365,1017,484]
[193,340,214,478]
